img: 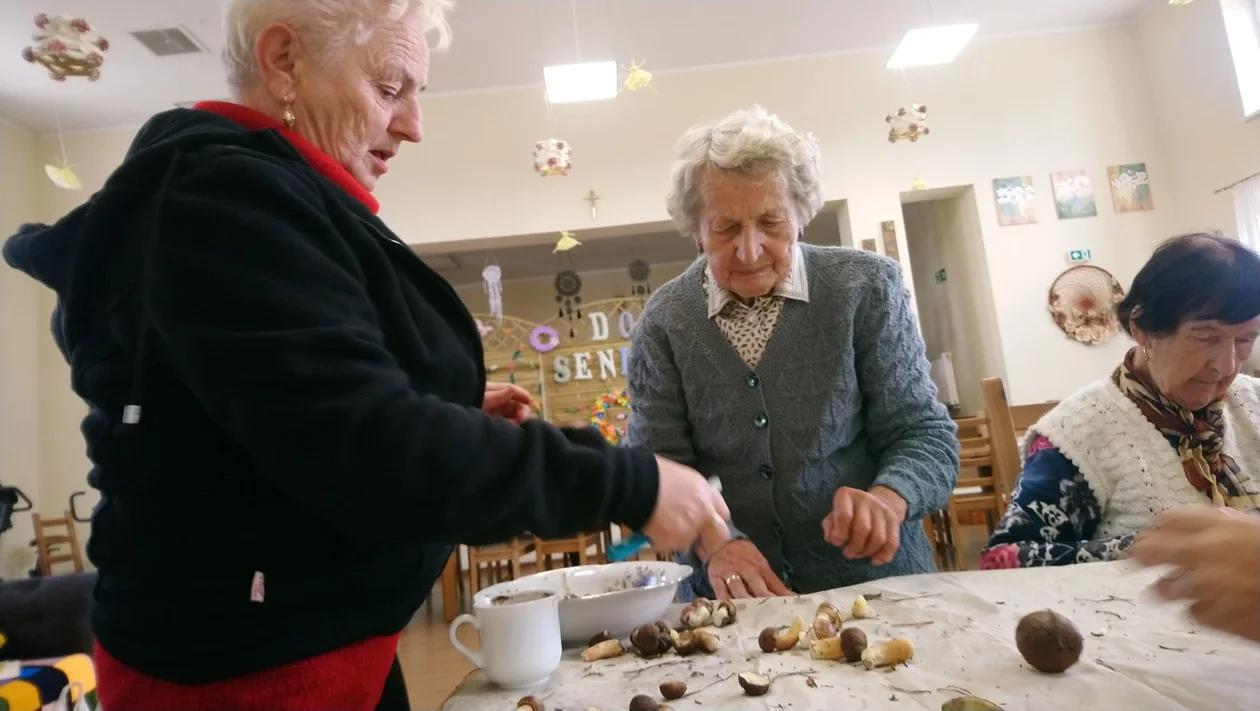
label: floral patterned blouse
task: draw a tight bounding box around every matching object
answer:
[980,435,1137,569]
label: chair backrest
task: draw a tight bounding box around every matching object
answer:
[1009,401,1058,437]
[32,511,85,576]
[981,378,1023,505]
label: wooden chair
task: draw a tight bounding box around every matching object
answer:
[465,538,531,596]
[1009,401,1058,439]
[532,529,607,571]
[32,510,85,576]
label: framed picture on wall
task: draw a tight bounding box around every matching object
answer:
[993,176,1037,226]
[1050,169,1098,220]
[1106,163,1155,213]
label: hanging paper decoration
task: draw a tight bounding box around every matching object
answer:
[623,59,653,91]
[1168,0,1195,5]
[45,164,81,190]
[507,348,522,384]
[554,269,584,337]
[886,104,929,143]
[534,139,572,177]
[529,324,560,353]
[590,388,631,445]
[482,264,503,323]
[554,231,582,252]
[628,260,652,298]
[474,318,494,339]
[910,176,927,191]
[22,14,109,82]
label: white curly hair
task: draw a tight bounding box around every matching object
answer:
[222,0,454,92]
[666,106,824,240]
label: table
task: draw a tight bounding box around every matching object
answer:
[439,561,1260,710]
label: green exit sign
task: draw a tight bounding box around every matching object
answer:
[935,268,947,283]
[1068,249,1092,263]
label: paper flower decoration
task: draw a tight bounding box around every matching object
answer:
[554,231,582,252]
[534,138,572,177]
[886,104,929,143]
[910,177,927,191]
[22,14,109,82]
[623,59,653,91]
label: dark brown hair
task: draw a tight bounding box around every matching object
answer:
[1117,232,1260,337]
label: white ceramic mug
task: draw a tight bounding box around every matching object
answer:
[449,590,562,689]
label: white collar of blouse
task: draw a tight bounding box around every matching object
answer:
[704,243,810,318]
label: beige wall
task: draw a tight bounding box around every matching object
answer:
[904,190,1007,416]
[0,120,45,577]
[1137,0,1260,233]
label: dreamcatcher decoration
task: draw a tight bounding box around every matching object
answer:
[886,104,929,143]
[1048,265,1126,346]
[534,139,573,177]
[22,14,109,82]
[590,388,631,445]
[482,263,503,323]
[554,269,584,338]
[628,260,652,299]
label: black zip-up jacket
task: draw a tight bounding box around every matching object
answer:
[2,108,659,683]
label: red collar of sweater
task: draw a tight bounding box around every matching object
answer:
[193,101,380,214]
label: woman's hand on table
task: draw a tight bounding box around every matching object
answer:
[822,486,907,565]
[704,539,793,599]
[642,457,731,553]
[1130,507,1260,643]
[482,382,533,424]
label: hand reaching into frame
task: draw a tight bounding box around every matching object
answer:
[482,382,534,424]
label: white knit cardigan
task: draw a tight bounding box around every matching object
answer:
[1025,375,1260,540]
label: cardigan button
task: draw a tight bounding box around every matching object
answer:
[772,521,784,538]
[760,465,773,480]
[747,372,759,388]
[781,562,793,583]
[753,413,769,428]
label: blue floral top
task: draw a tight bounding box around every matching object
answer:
[980,435,1136,569]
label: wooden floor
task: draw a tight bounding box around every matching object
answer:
[398,525,990,710]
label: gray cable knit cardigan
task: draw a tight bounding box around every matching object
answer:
[625,244,959,597]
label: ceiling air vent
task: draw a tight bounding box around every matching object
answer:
[131,26,205,56]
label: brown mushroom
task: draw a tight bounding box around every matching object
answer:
[758,615,805,652]
[861,638,915,669]
[1015,610,1083,674]
[628,694,659,711]
[630,624,664,657]
[588,630,612,648]
[840,627,868,663]
[812,613,837,640]
[817,601,843,627]
[712,599,737,627]
[695,629,720,654]
[941,698,1005,711]
[737,672,771,696]
[671,629,700,656]
[680,598,713,628]
[659,680,687,700]
[516,695,545,711]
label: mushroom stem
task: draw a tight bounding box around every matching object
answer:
[581,638,625,662]
[861,638,915,669]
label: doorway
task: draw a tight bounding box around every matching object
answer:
[901,186,1004,417]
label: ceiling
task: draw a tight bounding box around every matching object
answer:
[2,0,1160,132]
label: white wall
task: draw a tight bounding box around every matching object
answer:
[0,120,44,577]
[904,189,1007,416]
[31,26,1179,406]
[1137,0,1260,233]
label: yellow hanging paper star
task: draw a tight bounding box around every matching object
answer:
[910,176,927,191]
[622,59,654,92]
[45,163,82,190]
[554,231,582,252]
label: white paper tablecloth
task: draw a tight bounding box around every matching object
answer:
[439,561,1260,710]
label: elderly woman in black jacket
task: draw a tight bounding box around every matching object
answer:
[1,1,726,710]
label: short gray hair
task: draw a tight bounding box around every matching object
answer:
[222,0,454,92]
[666,106,824,240]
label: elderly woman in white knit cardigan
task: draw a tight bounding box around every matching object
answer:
[983,233,1260,573]
[626,107,960,600]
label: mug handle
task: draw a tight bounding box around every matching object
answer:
[449,613,485,668]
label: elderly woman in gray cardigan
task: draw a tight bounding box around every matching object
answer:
[626,106,959,600]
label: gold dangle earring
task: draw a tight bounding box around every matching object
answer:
[282,103,296,129]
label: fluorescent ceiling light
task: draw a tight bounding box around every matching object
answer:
[886,24,980,68]
[543,61,618,103]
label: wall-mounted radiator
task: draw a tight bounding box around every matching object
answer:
[929,352,961,407]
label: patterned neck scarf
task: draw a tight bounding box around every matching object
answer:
[1112,348,1260,511]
